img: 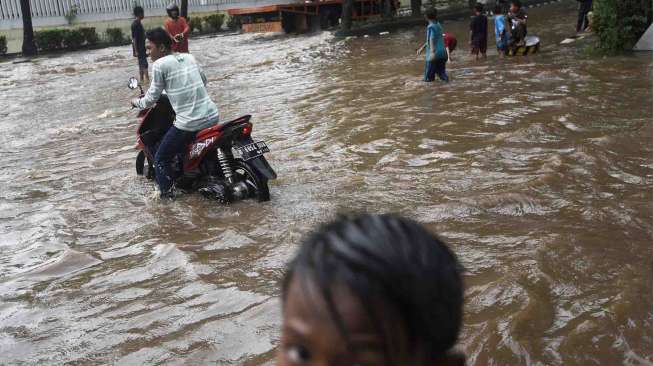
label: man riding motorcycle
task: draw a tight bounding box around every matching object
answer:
[131,27,219,199]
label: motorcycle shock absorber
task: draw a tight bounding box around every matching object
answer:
[217,147,235,185]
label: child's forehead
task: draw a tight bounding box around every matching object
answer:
[285,276,385,335]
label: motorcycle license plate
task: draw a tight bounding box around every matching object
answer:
[237,141,270,161]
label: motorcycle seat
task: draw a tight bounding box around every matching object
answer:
[218,115,251,130]
[196,115,252,141]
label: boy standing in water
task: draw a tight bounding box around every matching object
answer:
[277,214,465,366]
[469,3,488,60]
[131,6,149,83]
[494,5,507,59]
[417,8,449,82]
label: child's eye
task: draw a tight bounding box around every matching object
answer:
[286,345,311,364]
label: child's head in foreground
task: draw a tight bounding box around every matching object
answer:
[278,214,464,366]
[474,3,484,14]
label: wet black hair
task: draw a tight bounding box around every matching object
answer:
[511,0,522,8]
[425,7,438,21]
[494,4,503,14]
[282,214,464,362]
[133,6,144,17]
[145,27,172,51]
[474,2,484,12]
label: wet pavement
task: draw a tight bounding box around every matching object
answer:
[1,1,652,364]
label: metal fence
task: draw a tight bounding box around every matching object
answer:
[0,0,473,29]
[0,0,230,21]
[0,0,469,22]
[0,0,267,29]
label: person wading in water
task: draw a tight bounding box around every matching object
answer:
[164,3,190,53]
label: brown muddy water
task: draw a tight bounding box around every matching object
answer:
[1,1,652,365]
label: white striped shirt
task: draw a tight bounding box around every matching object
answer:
[136,53,219,131]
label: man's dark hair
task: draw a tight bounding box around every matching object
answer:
[146,27,172,50]
[494,4,503,14]
[474,2,484,12]
[281,214,464,362]
[425,7,438,20]
[511,0,522,8]
[133,6,144,17]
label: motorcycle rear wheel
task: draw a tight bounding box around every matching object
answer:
[233,159,270,202]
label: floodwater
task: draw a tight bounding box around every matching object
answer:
[1,1,652,365]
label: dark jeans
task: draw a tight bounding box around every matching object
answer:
[424,58,449,82]
[155,126,196,196]
[577,0,593,32]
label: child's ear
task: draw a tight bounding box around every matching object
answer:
[434,350,466,366]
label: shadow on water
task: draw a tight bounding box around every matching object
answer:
[0,1,652,364]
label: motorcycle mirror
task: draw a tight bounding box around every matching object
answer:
[128,77,139,90]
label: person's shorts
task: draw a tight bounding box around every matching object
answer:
[471,37,488,54]
[496,41,507,51]
[138,55,148,69]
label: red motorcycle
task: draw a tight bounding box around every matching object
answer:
[128,77,276,202]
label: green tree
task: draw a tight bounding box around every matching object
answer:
[181,0,188,18]
[341,0,353,30]
[20,0,37,56]
[593,0,652,52]
[383,0,393,19]
[411,0,422,17]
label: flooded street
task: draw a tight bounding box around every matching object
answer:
[1,1,652,364]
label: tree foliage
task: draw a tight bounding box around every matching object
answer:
[188,17,204,33]
[0,35,7,55]
[341,0,353,30]
[62,29,85,49]
[20,0,37,56]
[205,13,226,31]
[593,0,652,52]
[34,29,65,51]
[181,0,189,18]
[105,28,126,45]
[34,28,100,51]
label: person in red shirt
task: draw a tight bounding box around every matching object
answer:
[444,32,457,61]
[164,3,190,53]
